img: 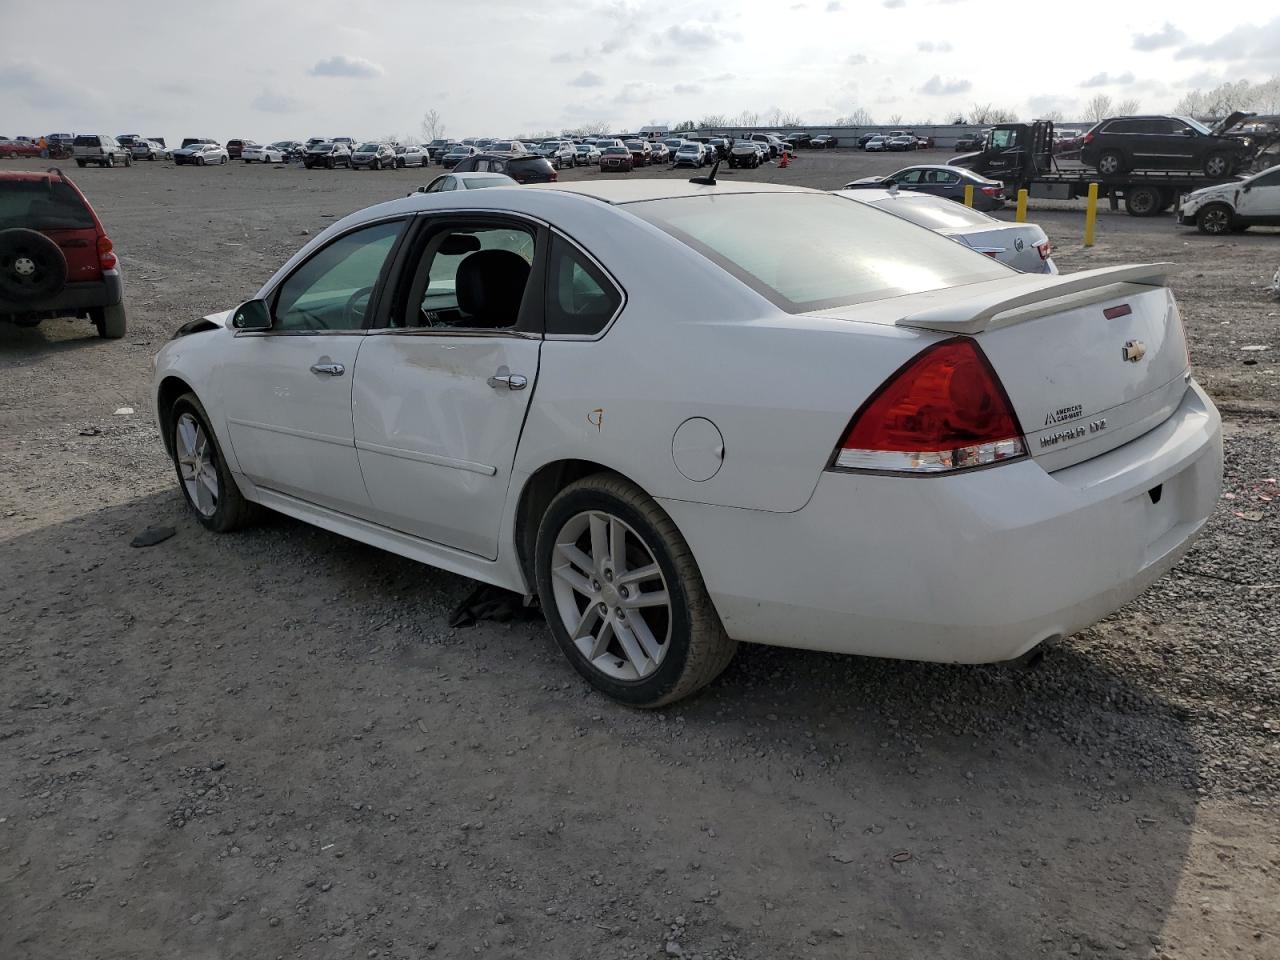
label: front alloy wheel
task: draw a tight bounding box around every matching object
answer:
[169,393,259,532]
[1197,204,1233,235]
[535,474,736,707]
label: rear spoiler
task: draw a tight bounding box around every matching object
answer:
[898,263,1177,335]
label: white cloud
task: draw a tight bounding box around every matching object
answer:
[884,0,905,7]
[917,40,953,52]
[826,1,842,10]
[568,71,605,88]
[919,74,971,95]
[1132,23,1184,51]
[252,90,305,113]
[1175,16,1280,65]
[309,55,383,78]
[661,21,738,49]
[1080,71,1135,87]
[846,53,868,65]
[674,83,703,95]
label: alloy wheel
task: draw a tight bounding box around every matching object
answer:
[1200,207,1231,234]
[175,412,219,517]
[550,510,672,682]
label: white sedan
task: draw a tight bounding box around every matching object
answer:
[152,181,1222,706]
[242,143,286,163]
[173,142,229,166]
[419,172,518,192]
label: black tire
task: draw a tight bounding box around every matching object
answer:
[1196,203,1233,235]
[0,228,68,301]
[197,156,206,166]
[1124,185,1163,217]
[327,158,334,169]
[1203,152,1230,178]
[534,473,736,707]
[123,153,132,167]
[75,159,86,168]
[168,392,260,533]
[91,301,127,339]
[1096,150,1125,176]
[105,154,115,168]
[220,155,227,165]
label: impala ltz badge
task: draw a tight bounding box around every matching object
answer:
[1122,339,1147,363]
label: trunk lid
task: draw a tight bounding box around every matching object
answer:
[897,264,1189,471]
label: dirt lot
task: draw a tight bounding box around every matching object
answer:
[2,152,1278,960]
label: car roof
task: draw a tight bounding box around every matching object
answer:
[526,179,816,204]
[0,171,64,183]
[454,172,517,181]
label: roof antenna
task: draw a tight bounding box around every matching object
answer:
[689,140,724,185]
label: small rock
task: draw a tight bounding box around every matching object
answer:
[269,916,281,927]
[665,941,684,957]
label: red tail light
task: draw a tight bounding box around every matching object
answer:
[980,185,1000,196]
[1036,239,1053,260]
[833,338,1026,473]
[1082,131,1095,145]
[549,170,558,182]
[97,235,117,271]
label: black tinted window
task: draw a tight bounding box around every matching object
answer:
[1104,120,1139,134]
[545,236,621,336]
[0,181,94,227]
[73,135,101,146]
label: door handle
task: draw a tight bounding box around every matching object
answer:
[487,373,528,391]
[310,362,345,377]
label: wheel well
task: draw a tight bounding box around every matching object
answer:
[156,375,193,454]
[513,459,620,586]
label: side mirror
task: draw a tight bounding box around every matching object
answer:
[230,298,272,331]
[1183,129,1196,137]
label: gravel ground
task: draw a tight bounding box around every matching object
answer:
[1,154,1277,960]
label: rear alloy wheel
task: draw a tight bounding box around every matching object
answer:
[1203,153,1230,178]
[220,155,227,164]
[105,154,115,168]
[1124,185,1163,217]
[1196,203,1234,235]
[1096,150,1125,176]
[197,156,206,166]
[535,474,736,707]
[169,394,259,532]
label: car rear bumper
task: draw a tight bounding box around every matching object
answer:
[660,381,1221,663]
[1,270,124,320]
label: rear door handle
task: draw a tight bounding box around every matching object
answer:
[487,373,527,391]
[310,362,345,377]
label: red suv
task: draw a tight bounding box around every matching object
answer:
[0,169,126,338]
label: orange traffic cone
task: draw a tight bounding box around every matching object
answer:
[778,150,790,169]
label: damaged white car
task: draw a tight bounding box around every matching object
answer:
[153,180,1222,706]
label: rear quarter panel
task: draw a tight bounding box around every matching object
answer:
[512,208,934,513]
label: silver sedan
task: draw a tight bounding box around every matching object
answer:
[837,189,1057,274]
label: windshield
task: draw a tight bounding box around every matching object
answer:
[310,143,332,151]
[629,193,1010,313]
[866,195,994,230]
[603,146,628,155]
[1175,116,1212,135]
[461,177,509,189]
[357,142,379,152]
[446,146,468,155]
[678,145,699,152]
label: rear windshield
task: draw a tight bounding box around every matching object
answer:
[628,193,1010,312]
[508,156,550,167]
[73,135,101,146]
[866,195,994,230]
[0,181,94,228]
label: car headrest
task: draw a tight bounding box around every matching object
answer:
[455,250,531,328]
[440,234,482,256]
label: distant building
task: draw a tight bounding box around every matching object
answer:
[639,124,669,138]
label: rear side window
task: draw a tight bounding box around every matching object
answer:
[545,236,622,336]
[1103,120,1139,134]
[0,181,94,228]
[630,193,1009,313]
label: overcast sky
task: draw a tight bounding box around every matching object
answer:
[3,0,1278,143]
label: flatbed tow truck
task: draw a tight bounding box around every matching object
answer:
[949,118,1277,217]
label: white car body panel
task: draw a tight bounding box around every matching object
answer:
[242,145,285,163]
[154,181,1222,665]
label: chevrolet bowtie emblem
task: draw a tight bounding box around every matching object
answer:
[1122,340,1146,363]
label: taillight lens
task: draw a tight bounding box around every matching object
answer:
[1036,239,1053,260]
[981,185,1000,196]
[833,338,1026,474]
[1083,131,1095,145]
[98,235,117,270]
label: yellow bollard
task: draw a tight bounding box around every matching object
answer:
[963,184,974,208]
[1084,183,1099,247]
[1016,188,1028,222]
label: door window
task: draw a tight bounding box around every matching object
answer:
[545,236,622,336]
[398,223,536,330]
[987,128,1017,149]
[895,169,923,185]
[272,220,403,332]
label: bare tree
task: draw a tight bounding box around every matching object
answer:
[1084,94,1114,122]
[967,103,1019,124]
[699,114,729,129]
[1114,97,1141,116]
[1039,109,1065,122]
[736,110,760,127]
[888,113,904,126]
[673,120,698,133]
[420,109,445,141]
[568,120,611,136]
[837,107,874,125]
